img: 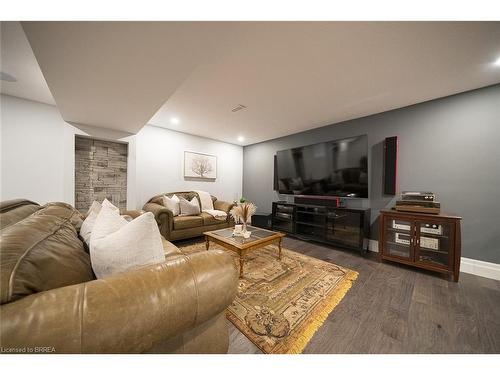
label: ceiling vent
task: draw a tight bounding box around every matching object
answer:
[231,104,247,113]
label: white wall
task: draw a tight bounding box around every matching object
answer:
[1,95,67,203]
[1,95,243,209]
[135,125,242,206]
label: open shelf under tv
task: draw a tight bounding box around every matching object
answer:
[271,200,370,255]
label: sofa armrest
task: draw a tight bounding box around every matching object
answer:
[120,210,145,219]
[143,202,173,220]
[214,200,234,214]
[143,202,173,237]
[0,250,238,353]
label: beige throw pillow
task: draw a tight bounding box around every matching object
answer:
[90,206,165,279]
[179,197,200,216]
[162,194,180,216]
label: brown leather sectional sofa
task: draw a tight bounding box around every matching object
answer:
[143,192,234,241]
[0,199,238,354]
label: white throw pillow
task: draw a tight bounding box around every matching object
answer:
[102,198,119,212]
[85,200,101,217]
[90,206,165,279]
[162,194,180,216]
[80,210,98,246]
[179,196,201,216]
[90,204,128,243]
[80,199,119,246]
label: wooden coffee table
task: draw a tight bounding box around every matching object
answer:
[204,225,285,277]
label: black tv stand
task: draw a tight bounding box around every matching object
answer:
[271,201,370,255]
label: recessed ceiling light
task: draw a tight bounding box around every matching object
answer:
[237,136,245,143]
[494,57,500,66]
[170,117,180,125]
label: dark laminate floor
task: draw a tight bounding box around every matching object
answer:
[221,237,500,354]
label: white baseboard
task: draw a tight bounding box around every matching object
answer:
[367,240,500,281]
[460,257,500,281]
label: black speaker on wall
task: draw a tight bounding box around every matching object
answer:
[273,155,278,191]
[383,136,398,195]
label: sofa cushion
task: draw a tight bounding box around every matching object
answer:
[173,215,203,230]
[0,203,94,304]
[200,212,223,226]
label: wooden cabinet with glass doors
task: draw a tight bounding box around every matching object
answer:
[378,209,462,282]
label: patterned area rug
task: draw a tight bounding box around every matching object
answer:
[179,242,358,354]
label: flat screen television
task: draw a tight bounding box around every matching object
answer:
[275,135,368,198]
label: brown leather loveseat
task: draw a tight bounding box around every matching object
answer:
[143,192,234,241]
[0,199,238,354]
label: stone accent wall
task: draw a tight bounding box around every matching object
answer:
[75,136,128,212]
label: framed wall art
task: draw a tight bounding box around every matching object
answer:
[184,151,217,180]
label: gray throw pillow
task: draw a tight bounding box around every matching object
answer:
[179,197,200,216]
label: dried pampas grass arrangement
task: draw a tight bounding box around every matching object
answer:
[230,201,257,226]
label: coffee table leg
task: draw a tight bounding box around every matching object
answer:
[278,238,282,259]
[205,236,210,251]
[239,254,244,277]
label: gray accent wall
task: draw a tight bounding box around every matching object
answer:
[243,84,500,264]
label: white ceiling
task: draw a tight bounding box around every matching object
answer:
[1,22,55,106]
[19,21,236,133]
[2,21,500,144]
